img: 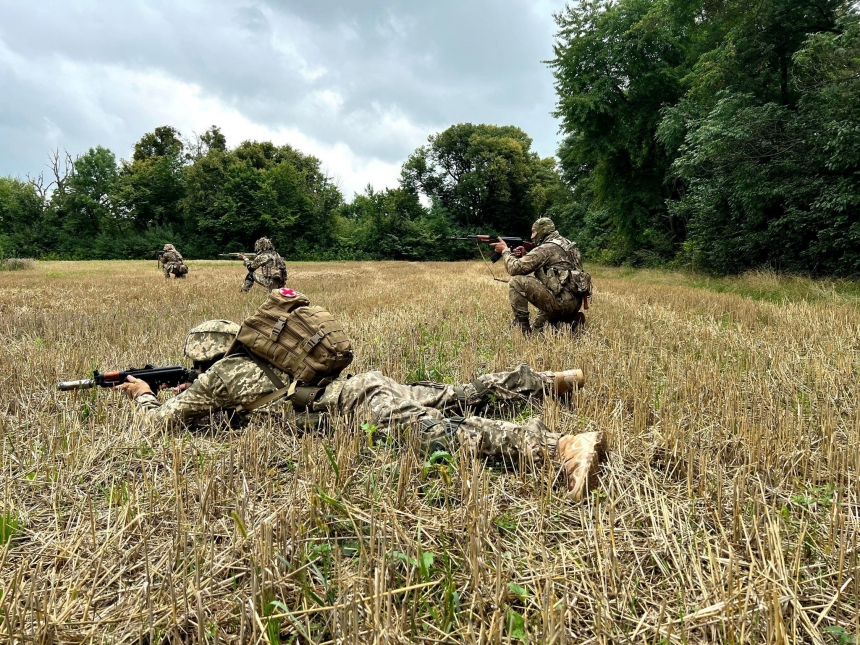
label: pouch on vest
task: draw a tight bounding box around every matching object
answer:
[228,288,353,386]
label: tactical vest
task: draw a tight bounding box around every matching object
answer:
[261,252,287,283]
[535,236,591,296]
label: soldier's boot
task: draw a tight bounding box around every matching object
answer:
[552,369,585,396]
[556,431,605,500]
[513,317,532,336]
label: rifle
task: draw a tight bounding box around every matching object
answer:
[449,236,536,263]
[148,250,165,268]
[218,252,255,260]
[58,365,197,391]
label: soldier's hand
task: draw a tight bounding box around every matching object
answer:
[114,375,153,400]
[513,246,525,257]
[492,240,508,254]
[172,383,190,394]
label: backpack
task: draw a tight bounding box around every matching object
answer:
[229,288,353,386]
[549,237,592,296]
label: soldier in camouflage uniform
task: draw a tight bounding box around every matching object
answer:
[492,218,585,334]
[160,244,188,279]
[241,237,287,292]
[116,321,605,498]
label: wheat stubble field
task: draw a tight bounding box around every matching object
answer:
[0,260,858,644]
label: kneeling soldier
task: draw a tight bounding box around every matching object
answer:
[241,237,287,292]
[160,244,188,279]
[492,218,588,334]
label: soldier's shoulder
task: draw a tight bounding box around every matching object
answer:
[210,355,257,377]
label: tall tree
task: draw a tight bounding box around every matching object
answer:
[401,123,562,234]
[550,0,717,262]
[115,126,187,231]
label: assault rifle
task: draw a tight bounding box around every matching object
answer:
[148,250,165,268]
[218,252,255,260]
[58,365,196,391]
[449,236,536,263]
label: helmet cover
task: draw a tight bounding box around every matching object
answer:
[531,218,556,244]
[254,237,274,253]
[184,320,240,362]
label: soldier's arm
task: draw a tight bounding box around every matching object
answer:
[502,245,550,276]
[132,370,232,430]
[245,252,270,271]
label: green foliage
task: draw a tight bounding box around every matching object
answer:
[506,609,526,641]
[0,176,45,257]
[0,511,20,544]
[333,186,454,260]
[402,123,564,234]
[551,0,860,276]
[823,625,858,645]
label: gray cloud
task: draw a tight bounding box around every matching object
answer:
[0,0,566,196]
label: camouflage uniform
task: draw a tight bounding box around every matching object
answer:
[133,349,562,465]
[160,244,188,279]
[502,219,584,332]
[241,237,287,292]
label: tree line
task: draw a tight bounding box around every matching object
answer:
[0,123,567,262]
[2,0,858,275]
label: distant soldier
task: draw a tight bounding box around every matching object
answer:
[160,244,188,279]
[241,237,287,292]
[115,318,605,499]
[492,218,590,334]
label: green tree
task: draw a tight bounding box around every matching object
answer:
[0,177,45,257]
[334,187,453,260]
[183,140,342,258]
[115,126,187,231]
[550,0,718,262]
[667,10,860,275]
[401,123,562,234]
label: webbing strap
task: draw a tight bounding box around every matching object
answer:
[246,351,286,390]
[288,325,342,374]
[242,350,295,411]
[242,380,297,412]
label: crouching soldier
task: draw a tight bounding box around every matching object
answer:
[241,237,287,292]
[160,244,188,279]
[116,320,605,499]
[492,218,591,334]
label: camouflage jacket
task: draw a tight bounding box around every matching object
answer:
[245,250,286,281]
[502,232,581,296]
[134,355,290,429]
[160,250,184,265]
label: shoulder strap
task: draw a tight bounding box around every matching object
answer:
[246,350,286,390]
[239,348,296,412]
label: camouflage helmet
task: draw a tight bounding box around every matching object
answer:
[184,320,240,362]
[531,217,556,244]
[163,243,176,251]
[254,237,274,253]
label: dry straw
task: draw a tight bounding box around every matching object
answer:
[0,260,857,643]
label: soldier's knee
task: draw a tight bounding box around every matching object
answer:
[508,275,527,291]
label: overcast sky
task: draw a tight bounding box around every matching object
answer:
[0,0,567,198]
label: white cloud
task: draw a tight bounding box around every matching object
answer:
[0,0,569,196]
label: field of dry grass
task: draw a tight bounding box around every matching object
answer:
[1,260,858,644]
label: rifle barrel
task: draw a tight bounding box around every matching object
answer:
[57,379,95,391]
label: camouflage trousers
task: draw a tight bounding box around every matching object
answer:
[508,276,581,331]
[241,271,285,292]
[319,364,562,466]
[163,262,187,278]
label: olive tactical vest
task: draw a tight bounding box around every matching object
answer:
[536,236,591,296]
